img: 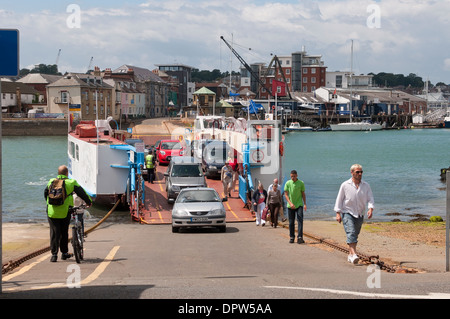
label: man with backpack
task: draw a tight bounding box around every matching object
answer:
[44,165,92,262]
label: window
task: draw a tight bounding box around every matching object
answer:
[61,92,68,103]
[311,68,316,74]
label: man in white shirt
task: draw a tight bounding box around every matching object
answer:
[334,164,374,264]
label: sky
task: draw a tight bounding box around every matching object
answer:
[1,0,450,85]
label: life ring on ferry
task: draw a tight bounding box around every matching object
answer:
[279,142,284,156]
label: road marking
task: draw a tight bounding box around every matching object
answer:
[264,286,450,299]
[3,246,120,291]
[152,192,164,223]
[81,245,120,285]
[221,191,240,221]
[2,253,51,282]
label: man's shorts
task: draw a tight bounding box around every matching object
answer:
[342,213,364,244]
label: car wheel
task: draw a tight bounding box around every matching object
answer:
[172,225,179,233]
[218,225,226,233]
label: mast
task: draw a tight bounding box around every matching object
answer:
[350,40,353,123]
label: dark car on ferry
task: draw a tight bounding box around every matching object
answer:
[155,139,184,164]
[202,140,231,178]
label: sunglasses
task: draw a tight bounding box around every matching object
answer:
[354,171,363,174]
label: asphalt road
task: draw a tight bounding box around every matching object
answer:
[2,220,450,305]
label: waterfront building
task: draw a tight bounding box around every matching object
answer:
[326,71,374,90]
[155,64,194,108]
[46,73,114,121]
[16,73,62,104]
[240,47,327,99]
[111,65,169,118]
[0,80,43,115]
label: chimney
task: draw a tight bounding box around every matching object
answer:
[94,66,101,76]
[104,68,112,78]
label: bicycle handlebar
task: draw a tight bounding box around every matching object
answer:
[69,204,87,214]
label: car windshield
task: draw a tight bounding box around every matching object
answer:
[177,190,221,203]
[161,142,182,150]
[171,164,202,177]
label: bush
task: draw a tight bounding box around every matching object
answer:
[430,216,443,222]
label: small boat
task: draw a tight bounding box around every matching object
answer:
[286,122,313,131]
[330,121,382,131]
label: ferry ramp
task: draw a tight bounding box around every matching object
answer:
[138,165,255,224]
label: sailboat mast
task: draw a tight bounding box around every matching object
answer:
[350,40,353,123]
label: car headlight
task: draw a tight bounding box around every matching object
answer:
[210,209,225,216]
[160,151,166,155]
[209,165,217,170]
[173,209,190,217]
[171,185,180,192]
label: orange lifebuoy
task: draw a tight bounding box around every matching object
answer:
[279,142,284,156]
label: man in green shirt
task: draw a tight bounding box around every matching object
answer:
[284,170,307,244]
[44,165,92,262]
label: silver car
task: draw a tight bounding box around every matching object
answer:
[172,187,227,233]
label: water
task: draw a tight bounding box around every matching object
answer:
[282,129,450,222]
[1,136,130,223]
[2,130,449,223]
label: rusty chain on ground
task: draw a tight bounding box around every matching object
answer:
[303,231,418,273]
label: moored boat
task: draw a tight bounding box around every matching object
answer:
[286,122,313,131]
[330,121,382,131]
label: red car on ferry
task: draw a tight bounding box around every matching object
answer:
[155,139,184,164]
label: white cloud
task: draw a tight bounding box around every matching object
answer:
[3,0,450,84]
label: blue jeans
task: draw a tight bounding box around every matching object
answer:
[342,213,364,244]
[288,206,304,240]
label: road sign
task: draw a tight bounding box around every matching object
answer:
[0,29,19,76]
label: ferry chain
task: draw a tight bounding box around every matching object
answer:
[2,200,121,275]
[302,231,418,274]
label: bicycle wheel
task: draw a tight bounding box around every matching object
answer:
[77,226,84,260]
[72,226,82,263]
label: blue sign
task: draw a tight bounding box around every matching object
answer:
[0,29,19,76]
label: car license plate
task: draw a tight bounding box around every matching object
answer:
[191,217,208,222]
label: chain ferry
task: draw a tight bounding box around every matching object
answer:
[67,114,284,223]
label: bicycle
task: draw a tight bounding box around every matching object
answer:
[69,204,86,263]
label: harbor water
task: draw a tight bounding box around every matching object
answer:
[2,129,449,223]
[1,136,130,224]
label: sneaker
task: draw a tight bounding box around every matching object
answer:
[50,255,57,262]
[289,238,294,243]
[297,238,305,244]
[61,253,72,260]
[347,254,359,264]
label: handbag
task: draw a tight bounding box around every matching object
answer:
[262,207,269,220]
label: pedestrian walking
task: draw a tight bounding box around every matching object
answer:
[267,182,282,227]
[252,183,267,226]
[268,178,287,222]
[284,170,306,244]
[334,164,374,264]
[221,162,233,199]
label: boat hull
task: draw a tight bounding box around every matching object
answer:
[330,123,382,131]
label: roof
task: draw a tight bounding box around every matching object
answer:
[47,74,113,89]
[0,81,41,95]
[16,73,62,84]
[194,87,216,95]
[112,65,166,83]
